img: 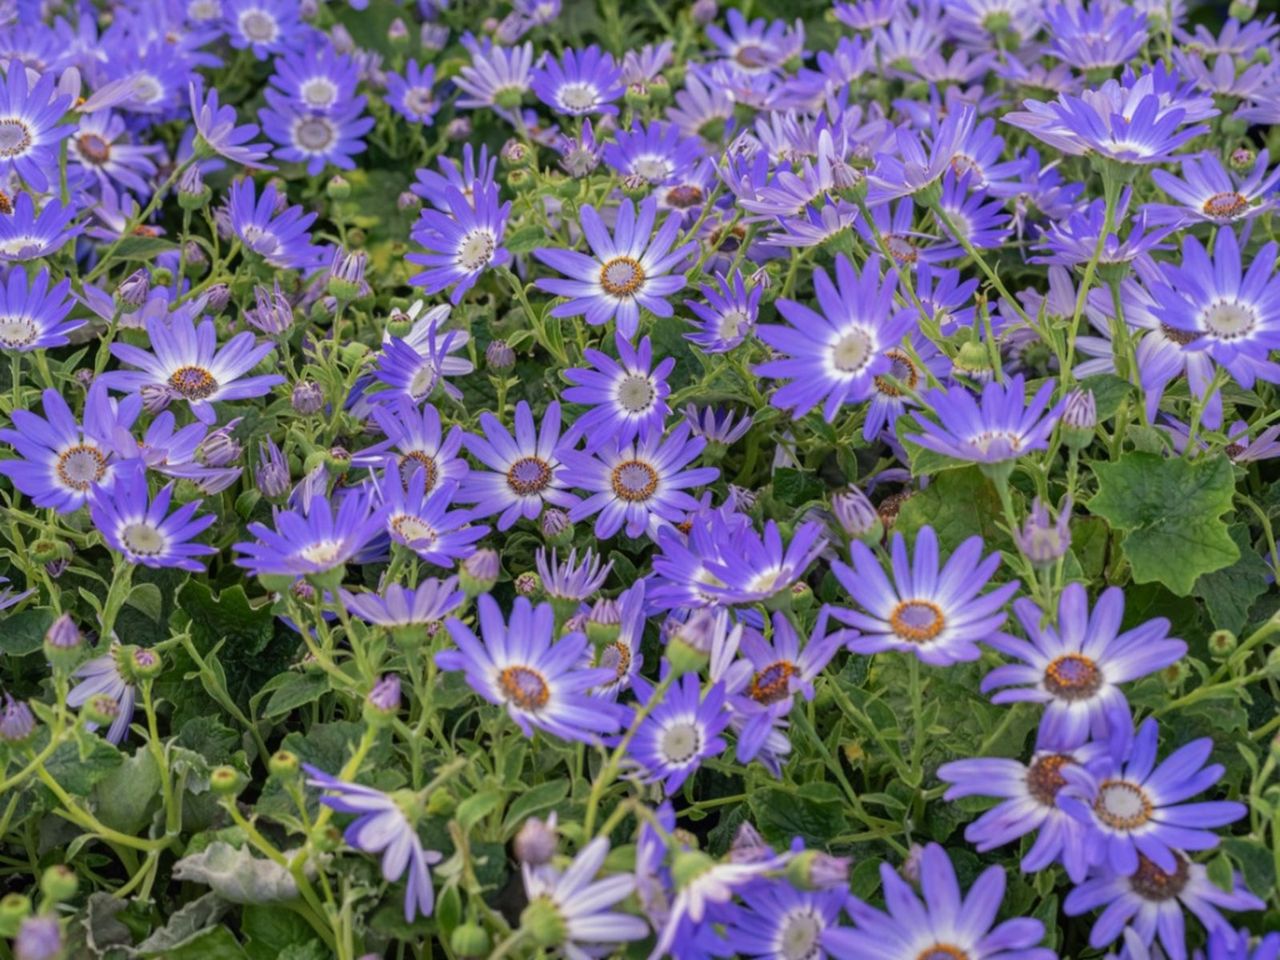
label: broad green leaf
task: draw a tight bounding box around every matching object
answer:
[134,893,230,955]
[261,672,331,718]
[747,781,848,848]
[1194,525,1272,634]
[502,780,569,836]
[0,607,54,655]
[44,731,122,797]
[242,905,322,960]
[93,747,161,833]
[894,466,1009,553]
[773,467,825,508]
[455,788,503,831]
[172,842,301,903]
[1088,453,1238,595]
[124,582,164,622]
[112,236,179,263]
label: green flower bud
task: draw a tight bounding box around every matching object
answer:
[450,923,492,959]
[40,866,78,903]
[326,175,352,200]
[269,750,300,779]
[1207,629,1237,659]
[0,893,31,937]
[210,766,244,796]
[519,897,566,948]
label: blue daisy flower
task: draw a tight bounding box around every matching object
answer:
[342,577,464,631]
[260,97,374,176]
[531,45,623,117]
[626,672,732,793]
[0,266,81,352]
[603,119,706,185]
[1058,717,1247,878]
[88,463,217,573]
[0,193,81,263]
[533,196,697,340]
[264,40,361,115]
[822,843,1055,960]
[386,61,440,125]
[756,253,914,422]
[720,879,846,960]
[982,584,1187,750]
[224,0,301,59]
[408,180,511,304]
[411,144,498,212]
[438,594,625,742]
[228,177,327,271]
[684,270,761,354]
[908,375,1063,467]
[831,525,1019,666]
[234,485,388,579]
[0,67,73,192]
[189,78,273,170]
[350,396,468,491]
[562,332,674,453]
[374,470,487,568]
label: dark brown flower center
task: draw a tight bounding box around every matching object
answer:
[1130,852,1189,901]
[507,456,552,495]
[610,460,659,502]
[168,365,218,400]
[399,451,439,492]
[1160,322,1202,346]
[666,185,704,208]
[1026,753,1073,805]
[750,660,797,705]
[1202,191,1247,219]
[874,348,919,397]
[77,133,112,165]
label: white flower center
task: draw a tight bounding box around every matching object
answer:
[0,120,34,158]
[456,229,496,271]
[293,115,337,153]
[300,539,343,567]
[0,317,38,348]
[1201,299,1257,340]
[300,78,338,110]
[391,514,438,547]
[558,82,599,112]
[616,374,656,413]
[831,329,874,374]
[777,907,824,960]
[239,8,278,42]
[121,522,166,556]
[632,155,672,183]
[408,362,440,401]
[659,720,702,764]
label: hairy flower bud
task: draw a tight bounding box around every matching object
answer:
[461,548,499,596]
[514,813,558,866]
[291,380,325,416]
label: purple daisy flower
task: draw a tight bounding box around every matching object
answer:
[224,0,300,59]
[189,78,273,170]
[560,422,719,541]
[411,144,497,212]
[1201,927,1280,960]
[821,843,1054,960]
[562,332,674,453]
[350,396,468,490]
[867,103,977,203]
[1045,1,1148,71]
[305,764,443,921]
[0,193,81,263]
[227,178,327,271]
[1059,717,1247,878]
[88,464,217,573]
[0,267,80,352]
[720,879,846,960]
[982,584,1187,750]
[264,41,361,114]
[259,97,374,176]
[366,314,474,408]
[756,253,914,422]
[0,382,139,514]
[704,519,827,606]
[0,67,73,193]
[587,579,646,699]
[234,485,388,579]
[532,196,697,341]
[375,471,487,567]
[438,594,624,741]
[68,111,163,197]
[453,36,535,113]
[627,673,732,794]
[460,400,579,530]
[603,119,705,185]
[386,61,439,125]
[536,547,612,604]
[1148,228,1280,378]
[831,525,1019,666]
[908,375,1063,466]
[684,270,761,354]
[1033,189,1175,269]
[407,180,511,304]
[1064,854,1264,960]
[103,312,283,425]
[1146,150,1280,227]
[67,645,136,745]
[938,741,1109,883]
[531,45,623,117]
[342,577,464,630]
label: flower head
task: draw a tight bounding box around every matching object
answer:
[0,67,74,193]
[190,77,273,169]
[0,267,80,353]
[89,464,217,572]
[627,673,732,793]
[908,376,1063,466]
[562,332,674,452]
[408,180,511,304]
[531,45,623,116]
[235,486,388,580]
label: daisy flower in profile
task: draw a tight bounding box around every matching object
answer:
[342,577,464,633]
[224,0,299,59]
[460,400,579,530]
[103,312,283,425]
[938,741,1109,883]
[707,519,827,606]
[533,196,697,340]
[867,104,977,204]
[562,333,674,452]
[365,311,475,408]
[627,673,732,794]
[536,547,612,605]
[351,396,468,491]
[407,181,511,304]
[560,423,719,541]
[1064,854,1263,960]
[588,579,646,699]
[453,36,535,113]
[1004,74,1210,166]
[259,97,374,175]
[755,254,914,422]
[1146,150,1280,226]
[189,78,273,169]
[0,267,80,352]
[234,486,388,580]
[908,375,1063,467]
[822,843,1054,960]
[831,525,1019,666]
[0,382,138,514]
[982,584,1187,750]
[0,67,73,193]
[518,837,650,957]
[1058,716,1247,878]
[305,765,443,922]
[0,194,81,262]
[1148,228,1280,374]
[531,45,623,117]
[227,178,327,271]
[684,270,761,354]
[386,61,440,125]
[88,464,216,572]
[67,645,136,745]
[438,594,625,742]
[1202,927,1280,960]
[374,471,487,567]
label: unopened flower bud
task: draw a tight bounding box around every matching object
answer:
[327,248,368,301]
[204,283,232,314]
[520,896,567,948]
[786,849,851,890]
[421,23,449,51]
[540,508,573,546]
[1014,496,1072,568]
[460,548,499,596]
[749,266,771,290]
[44,614,83,669]
[398,191,421,212]
[450,922,492,959]
[501,138,532,167]
[326,175,352,201]
[127,646,163,680]
[620,172,649,198]
[831,486,883,544]
[514,571,541,597]
[387,16,408,41]
[291,380,325,416]
[901,843,926,885]
[178,164,210,209]
[0,696,35,744]
[1229,148,1256,172]
[269,749,300,778]
[364,674,401,722]
[514,813,558,866]
[1062,387,1096,449]
[14,914,60,960]
[117,269,150,307]
[39,866,77,903]
[665,609,717,676]
[625,82,650,108]
[728,822,772,863]
[691,0,717,25]
[210,765,244,796]
[1207,629,1237,659]
[486,339,516,371]
[446,117,472,141]
[0,893,30,933]
[198,423,243,467]
[183,240,208,270]
[586,597,621,646]
[82,694,119,729]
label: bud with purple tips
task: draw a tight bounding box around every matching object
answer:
[0,695,35,744]
[44,614,83,670]
[116,269,150,307]
[1013,496,1072,568]
[831,485,883,544]
[460,548,499,596]
[291,380,325,416]
[365,675,401,723]
[513,813,558,866]
[691,0,717,25]
[486,339,516,371]
[540,507,573,546]
[204,283,231,314]
[1062,387,1096,449]
[178,164,210,209]
[14,914,61,960]
[255,438,291,498]
[786,849,852,890]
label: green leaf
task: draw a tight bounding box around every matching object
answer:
[44,731,122,797]
[135,893,230,955]
[502,780,569,836]
[1223,837,1276,897]
[1088,453,1239,595]
[124,582,164,622]
[92,747,161,833]
[242,905,321,960]
[1206,850,1236,893]
[455,788,503,831]
[178,582,276,658]
[772,467,825,508]
[112,236,179,263]
[1194,525,1272,634]
[1078,373,1132,422]
[894,466,1009,554]
[261,672,331,718]
[505,224,549,254]
[147,925,246,959]
[172,842,301,903]
[747,781,848,848]
[0,607,54,655]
